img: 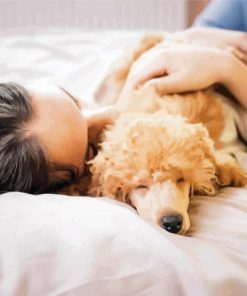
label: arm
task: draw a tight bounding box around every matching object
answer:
[170,27,247,64]
[223,55,247,110]
[120,44,247,110]
[194,0,246,32]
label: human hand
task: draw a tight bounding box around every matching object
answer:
[121,42,232,94]
[84,106,119,143]
[228,32,247,64]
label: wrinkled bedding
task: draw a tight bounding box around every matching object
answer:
[0,29,247,296]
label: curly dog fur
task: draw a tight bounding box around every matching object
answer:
[64,34,247,234]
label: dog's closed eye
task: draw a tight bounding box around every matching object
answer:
[177,177,185,184]
[126,196,137,211]
[136,185,149,189]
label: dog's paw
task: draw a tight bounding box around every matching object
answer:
[216,153,247,187]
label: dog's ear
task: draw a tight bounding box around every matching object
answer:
[214,152,247,187]
[189,123,218,196]
[87,153,106,197]
[88,152,129,202]
[192,123,216,163]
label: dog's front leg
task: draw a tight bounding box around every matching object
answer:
[215,152,247,187]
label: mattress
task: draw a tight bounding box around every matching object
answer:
[0,28,247,296]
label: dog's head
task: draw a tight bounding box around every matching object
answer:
[89,112,217,234]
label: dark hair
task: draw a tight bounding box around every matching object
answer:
[0,82,78,194]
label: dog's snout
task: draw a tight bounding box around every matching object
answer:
[160,214,183,234]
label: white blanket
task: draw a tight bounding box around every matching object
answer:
[0,29,247,295]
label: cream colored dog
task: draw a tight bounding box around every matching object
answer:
[66,35,247,235]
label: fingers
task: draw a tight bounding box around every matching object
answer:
[133,68,167,89]
[144,71,190,94]
[126,45,173,89]
[241,53,247,65]
[234,48,247,65]
[130,55,169,89]
[232,33,247,52]
[229,33,247,64]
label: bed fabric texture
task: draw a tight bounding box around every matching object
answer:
[0,29,247,296]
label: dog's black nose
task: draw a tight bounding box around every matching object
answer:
[159,214,183,234]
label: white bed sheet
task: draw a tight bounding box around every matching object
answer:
[0,29,140,104]
[0,28,247,295]
[0,189,247,296]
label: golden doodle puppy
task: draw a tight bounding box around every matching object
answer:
[66,35,247,235]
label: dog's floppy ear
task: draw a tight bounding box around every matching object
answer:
[88,150,132,202]
[214,152,247,187]
[87,152,107,197]
[189,123,218,196]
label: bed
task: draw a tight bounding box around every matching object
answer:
[0,28,247,295]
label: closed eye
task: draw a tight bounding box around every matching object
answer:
[58,86,81,109]
[136,185,148,189]
[126,196,137,211]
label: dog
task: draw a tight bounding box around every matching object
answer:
[63,34,247,235]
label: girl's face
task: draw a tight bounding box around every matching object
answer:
[27,84,118,178]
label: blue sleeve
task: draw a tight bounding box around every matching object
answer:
[194,0,247,32]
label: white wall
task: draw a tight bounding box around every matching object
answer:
[0,0,187,31]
